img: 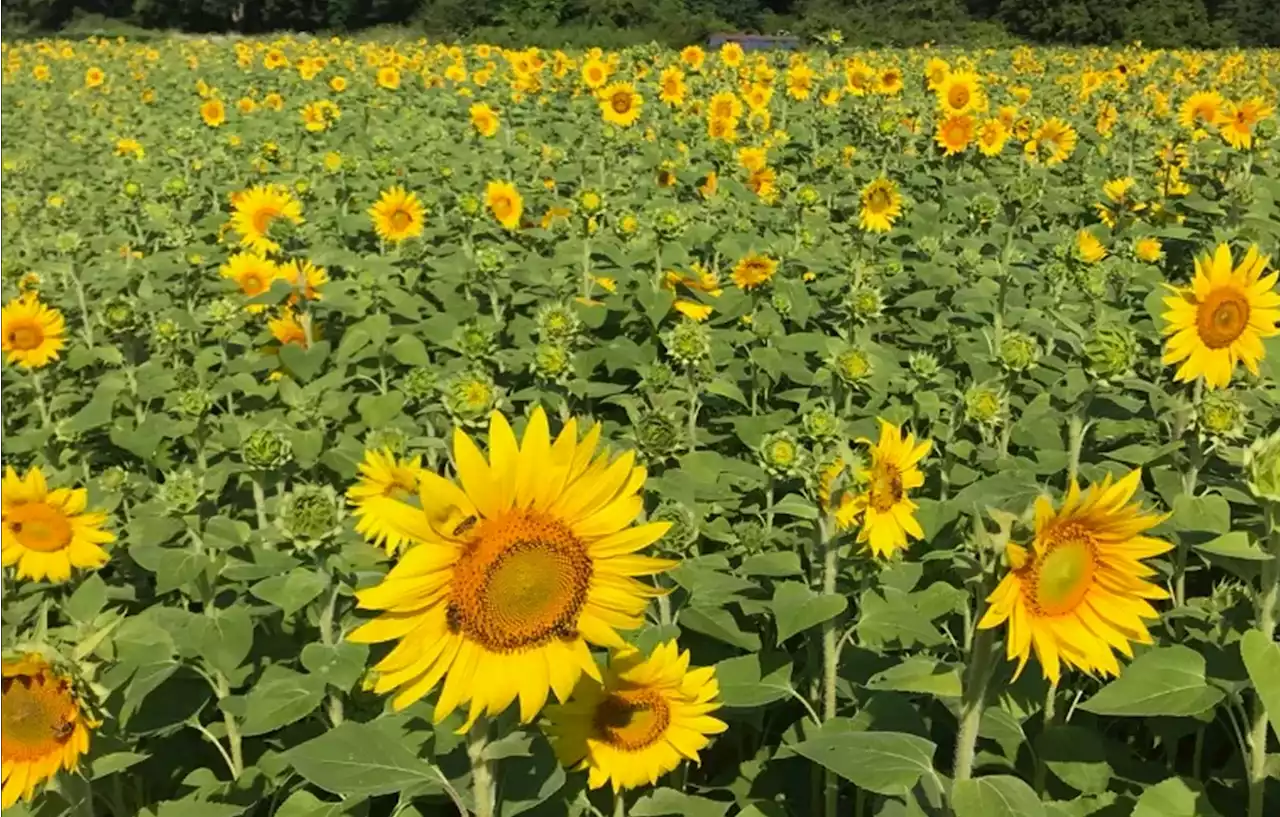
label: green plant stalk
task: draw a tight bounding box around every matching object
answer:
[319,579,345,726]
[213,672,245,780]
[613,790,627,817]
[65,267,94,347]
[31,371,52,428]
[468,718,496,817]
[819,517,839,817]
[250,474,268,530]
[1033,677,1060,794]
[1247,502,1280,817]
[1066,413,1086,486]
[952,625,997,785]
[686,375,700,451]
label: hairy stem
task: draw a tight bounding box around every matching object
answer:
[952,626,997,786]
[1247,503,1280,817]
[468,719,496,817]
[819,517,840,817]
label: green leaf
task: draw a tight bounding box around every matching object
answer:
[951,776,1045,817]
[1194,531,1274,561]
[1080,646,1224,717]
[90,751,149,780]
[1036,726,1110,794]
[496,731,565,817]
[240,666,326,736]
[65,573,108,621]
[679,607,760,651]
[1131,777,1221,817]
[630,788,730,817]
[771,582,847,641]
[288,721,444,799]
[1241,629,1280,743]
[389,334,432,366]
[200,606,255,677]
[250,569,329,616]
[739,551,802,577]
[273,791,351,817]
[792,731,938,796]
[301,642,370,692]
[715,654,793,707]
[771,493,819,520]
[866,656,962,699]
[279,340,331,383]
[154,801,245,817]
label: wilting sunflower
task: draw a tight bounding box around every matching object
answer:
[544,640,726,791]
[731,254,778,290]
[1178,89,1224,131]
[369,186,426,244]
[978,469,1172,682]
[935,113,974,156]
[599,82,642,128]
[834,420,930,559]
[936,70,983,115]
[859,177,903,233]
[469,102,500,137]
[2,294,66,369]
[229,184,303,256]
[1161,243,1278,390]
[2,466,113,583]
[348,408,676,725]
[219,252,279,312]
[485,180,523,230]
[347,449,427,555]
[268,309,312,350]
[1,654,95,808]
[1025,117,1078,166]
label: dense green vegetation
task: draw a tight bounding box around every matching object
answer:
[6,0,1280,47]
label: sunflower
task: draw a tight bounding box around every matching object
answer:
[1218,97,1273,150]
[369,186,426,244]
[658,67,686,107]
[1095,177,1144,227]
[875,66,904,96]
[719,42,744,69]
[599,82,642,128]
[581,58,610,89]
[300,99,339,132]
[1024,117,1078,166]
[834,420,930,559]
[1076,229,1108,264]
[935,113,974,156]
[544,640,726,791]
[376,66,400,90]
[268,309,311,348]
[200,98,226,127]
[2,466,113,583]
[978,470,1172,682]
[2,655,95,808]
[976,118,1008,156]
[1178,89,1224,131]
[1134,237,1164,264]
[748,167,777,203]
[347,408,676,726]
[708,91,742,123]
[347,449,427,555]
[279,259,328,302]
[924,57,950,90]
[731,254,778,290]
[2,294,66,369]
[219,252,280,312]
[859,177,903,233]
[936,70,983,115]
[83,66,104,88]
[1161,243,1278,390]
[485,180,523,230]
[229,184,304,256]
[469,102,500,137]
[680,46,705,72]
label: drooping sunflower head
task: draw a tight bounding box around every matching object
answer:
[485,180,524,230]
[346,449,426,555]
[1,654,95,809]
[544,640,726,792]
[2,466,113,584]
[859,177,902,233]
[229,184,304,256]
[279,258,328,303]
[979,469,1173,683]
[1161,243,1278,390]
[2,294,66,369]
[369,186,426,243]
[348,408,676,727]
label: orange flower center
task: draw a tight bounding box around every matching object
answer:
[251,207,278,236]
[610,91,632,114]
[1,673,77,761]
[1196,287,1250,349]
[1027,524,1096,616]
[867,462,904,513]
[6,503,73,553]
[948,84,970,110]
[389,208,413,232]
[7,324,44,351]
[445,511,592,653]
[867,187,892,212]
[593,688,671,751]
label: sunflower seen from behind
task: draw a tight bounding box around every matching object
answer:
[2,466,113,583]
[230,184,303,256]
[544,640,726,791]
[369,186,426,244]
[2,654,96,808]
[1162,243,1278,389]
[348,407,677,726]
[978,469,1172,682]
[2,294,66,369]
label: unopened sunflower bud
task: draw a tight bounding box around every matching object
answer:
[1244,431,1280,503]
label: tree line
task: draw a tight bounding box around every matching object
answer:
[4,0,1279,47]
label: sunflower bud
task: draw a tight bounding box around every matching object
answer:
[535,303,581,344]
[651,501,699,553]
[908,351,941,382]
[443,371,497,426]
[157,468,204,513]
[242,427,293,469]
[365,428,408,456]
[830,346,873,386]
[663,320,712,367]
[400,366,438,403]
[802,405,842,442]
[1244,431,1280,503]
[640,362,677,391]
[454,322,497,359]
[175,388,212,418]
[279,484,340,546]
[796,185,821,209]
[99,295,139,332]
[532,342,573,382]
[998,330,1040,373]
[771,293,793,318]
[1198,390,1247,440]
[459,193,481,217]
[653,208,683,241]
[964,384,1008,429]
[633,410,682,459]
[759,431,806,478]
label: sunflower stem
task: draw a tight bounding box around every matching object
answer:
[613,791,627,817]
[818,516,840,817]
[952,625,997,787]
[250,474,268,530]
[1066,413,1086,486]
[1033,677,1060,795]
[1247,502,1280,817]
[468,718,496,817]
[31,371,52,428]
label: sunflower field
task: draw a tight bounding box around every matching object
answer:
[3,32,1280,817]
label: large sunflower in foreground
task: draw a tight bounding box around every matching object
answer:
[2,654,95,808]
[978,469,1172,682]
[348,408,676,726]
[229,184,303,255]
[346,449,426,555]
[544,640,726,791]
[2,294,66,369]
[368,186,426,244]
[1162,243,1278,390]
[858,177,903,234]
[835,420,931,559]
[2,466,113,583]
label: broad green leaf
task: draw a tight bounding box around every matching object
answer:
[1131,777,1222,817]
[714,654,793,707]
[951,776,1045,817]
[154,801,245,817]
[1080,646,1224,717]
[278,340,331,383]
[770,582,847,641]
[1036,726,1110,794]
[630,788,730,817]
[240,666,326,736]
[274,791,351,817]
[90,752,149,780]
[301,642,369,691]
[679,607,761,651]
[866,656,962,699]
[771,493,819,520]
[250,569,329,616]
[200,606,255,677]
[792,731,938,796]
[288,721,444,798]
[65,573,108,622]
[1241,629,1280,742]
[1194,532,1274,561]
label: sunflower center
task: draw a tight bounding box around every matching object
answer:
[1,675,75,760]
[242,273,264,294]
[446,511,592,653]
[594,688,671,752]
[251,207,278,235]
[868,462,904,513]
[610,92,632,114]
[1196,288,1250,349]
[492,196,513,220]
[390,209,412,231]
[1031,529,1096,616]
[8,324,44,351]
[867,188,891,212]
[948,85,970,109]
[7,503,73,553]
